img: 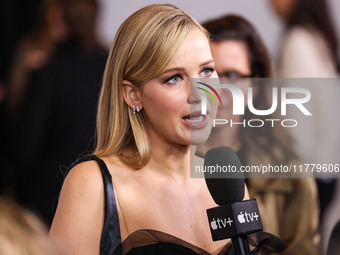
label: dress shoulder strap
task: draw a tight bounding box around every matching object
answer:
[65,155,122,255]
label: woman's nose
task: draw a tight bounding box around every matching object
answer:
[188,79,202,104]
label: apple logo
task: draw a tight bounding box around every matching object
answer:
[238,212,246,224]
[210,218,218,230]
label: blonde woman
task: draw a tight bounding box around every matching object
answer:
[50,5,285,255]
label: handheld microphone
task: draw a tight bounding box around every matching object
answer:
[204,147,262,255]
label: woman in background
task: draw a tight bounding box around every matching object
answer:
[269,1,340,252]
[200,15,320,255]
[269,0,339,77]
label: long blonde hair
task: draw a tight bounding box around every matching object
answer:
[94,4,206,168]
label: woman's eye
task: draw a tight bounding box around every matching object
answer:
[201,68,215,77]
[165,74,181,84]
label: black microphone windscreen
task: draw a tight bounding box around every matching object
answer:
[204,146,245,205]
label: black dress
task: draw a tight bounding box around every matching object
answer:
[65,156,286,255]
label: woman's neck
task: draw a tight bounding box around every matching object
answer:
[146,136,192,183]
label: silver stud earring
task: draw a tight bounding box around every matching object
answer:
[133,105,136,115]
[137,106,140,113]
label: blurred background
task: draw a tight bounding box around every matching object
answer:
[0,0,339,255]
[96,0,340,66]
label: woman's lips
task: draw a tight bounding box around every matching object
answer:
[182,112,208,129]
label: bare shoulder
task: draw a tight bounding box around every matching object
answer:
[50,160,105,255]
[57,160,106,209]
[63,160,104,191]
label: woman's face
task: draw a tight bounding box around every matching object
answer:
[210,40,252,118]
[139,28,218,146]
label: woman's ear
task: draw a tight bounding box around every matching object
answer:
[122,80,143,111]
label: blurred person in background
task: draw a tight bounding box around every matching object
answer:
[0,196,60,255]
[1,0,68,195]
[8,0,107,225]
[7,0,68,117]
[269,0,339,77]
[269,1,340,253]
[199,15,320,255]
[1,0,51,181]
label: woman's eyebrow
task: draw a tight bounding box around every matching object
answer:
[199,59,214,67]
[162,60,214,74]
[162,67,185,74]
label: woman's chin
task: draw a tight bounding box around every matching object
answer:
[189,129,211,146]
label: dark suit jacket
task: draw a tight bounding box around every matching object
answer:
[11,40,107,224]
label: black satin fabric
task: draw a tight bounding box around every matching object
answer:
[65,156,286,255]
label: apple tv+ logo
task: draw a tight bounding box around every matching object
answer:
[237,211,259,224]
[206,199,263,241]
[210,217,234,230]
